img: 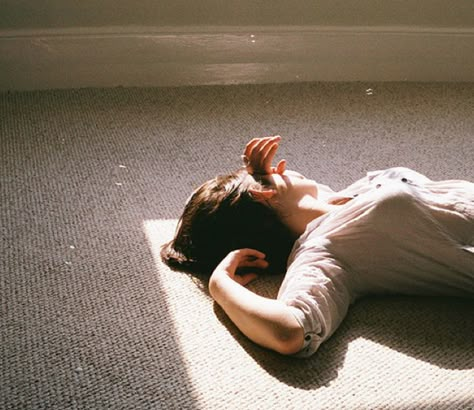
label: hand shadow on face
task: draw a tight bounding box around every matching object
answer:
[213,276,474,390]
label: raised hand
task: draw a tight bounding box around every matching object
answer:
[242,136,286,175]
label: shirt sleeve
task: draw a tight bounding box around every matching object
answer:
[277,238,353,357]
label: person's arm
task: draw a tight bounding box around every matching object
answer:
[209,249,304,355]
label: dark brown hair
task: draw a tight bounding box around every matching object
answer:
[161,169,296,275]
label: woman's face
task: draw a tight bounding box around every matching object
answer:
[247,169,326,236]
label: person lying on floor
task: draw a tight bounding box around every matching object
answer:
[161,136,474,357]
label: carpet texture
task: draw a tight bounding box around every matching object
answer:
[1,83,473,410]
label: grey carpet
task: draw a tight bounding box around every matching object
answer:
[1,83,473,410]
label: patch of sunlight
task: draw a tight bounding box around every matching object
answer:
[144,219,271,406]
[335,337,473,408]
[143,219,178,271]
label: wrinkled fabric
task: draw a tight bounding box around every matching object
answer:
[277,168,474,357]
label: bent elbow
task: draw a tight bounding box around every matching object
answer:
[273,327,304,356]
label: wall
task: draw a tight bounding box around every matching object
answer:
[2,0,474,29]
[1,1,473,90]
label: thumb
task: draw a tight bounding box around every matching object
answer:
[275,159,286,174]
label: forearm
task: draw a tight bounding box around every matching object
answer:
[209,274,303,355]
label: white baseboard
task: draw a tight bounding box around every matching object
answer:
[1,25,473,91]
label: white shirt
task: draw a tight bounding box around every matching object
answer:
[277,167,474,357]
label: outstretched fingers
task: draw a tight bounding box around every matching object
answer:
[244,135,279,155]
[260,139,280,171]
[244,136,280,159]
[243,135,284,175]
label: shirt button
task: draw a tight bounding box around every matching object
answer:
[401,178,408,183]
[376,184,382,188]
[353,194,359,197]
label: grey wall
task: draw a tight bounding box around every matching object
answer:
[1,0,473,30]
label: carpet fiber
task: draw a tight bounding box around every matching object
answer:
[1,83,473,409]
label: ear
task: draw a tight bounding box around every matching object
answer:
[249,188,277,202]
